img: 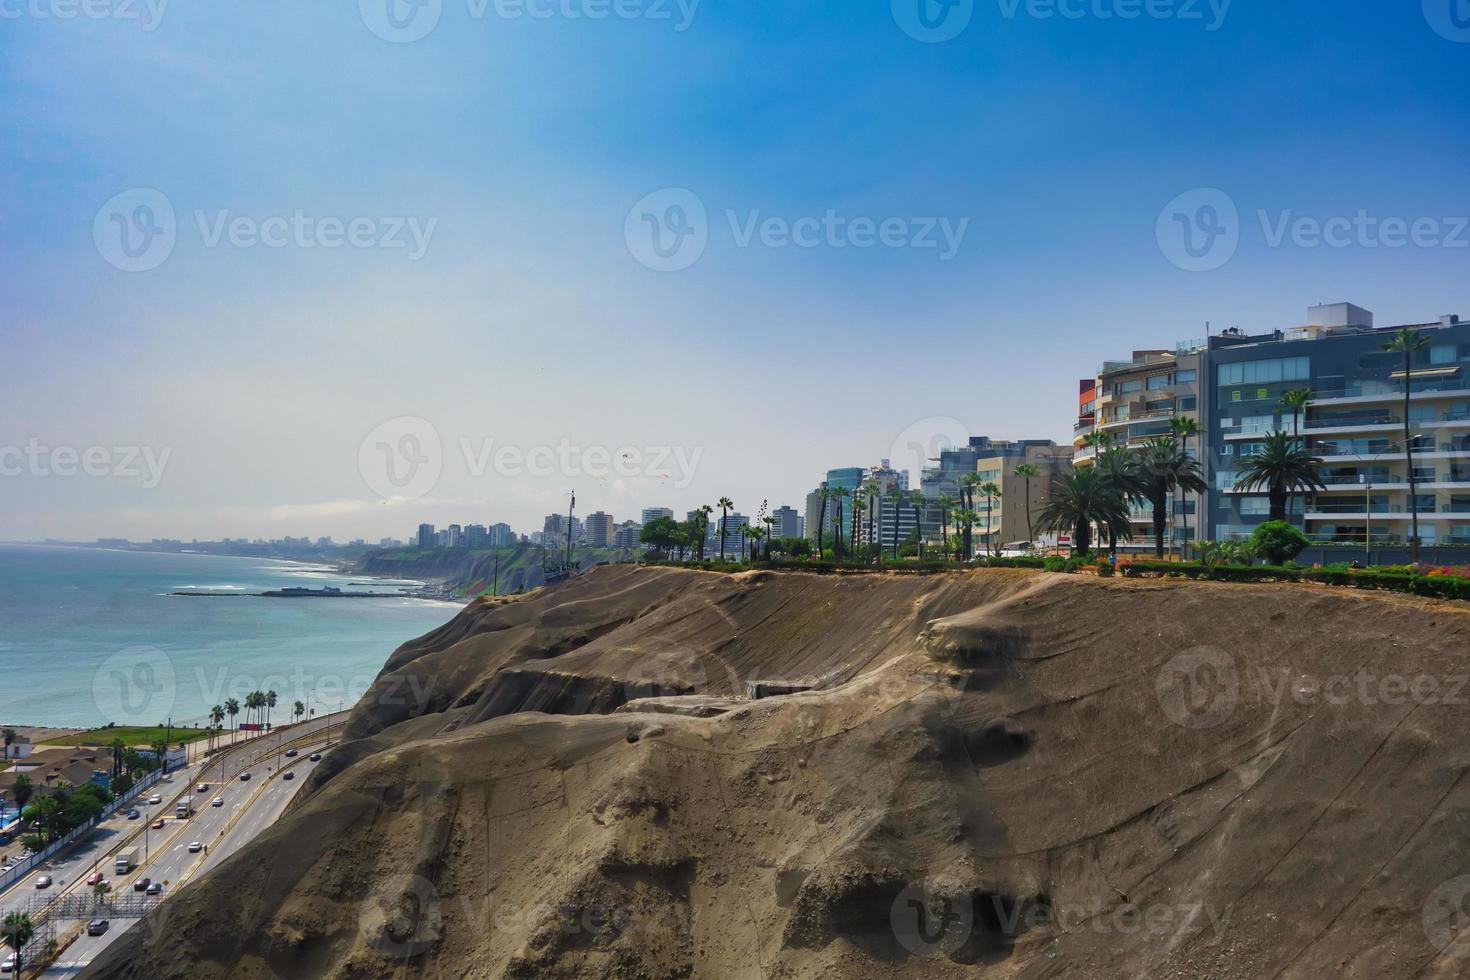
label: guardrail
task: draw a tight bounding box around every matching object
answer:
[0,769,163,895]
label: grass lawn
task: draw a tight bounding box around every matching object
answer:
[42,725,215,748]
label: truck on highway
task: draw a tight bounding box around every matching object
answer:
[114,846,139,875]
[176,796,194,819]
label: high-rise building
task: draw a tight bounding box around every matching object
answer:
[488,523,515,548]
[613,521,643,549]
[585,511,614,547]
[464,524,488,548]
[1082,303,1470,551]
[416,523,435,548]
[446,524,462,548]
[641,507,674,525]
[771,505,802,539]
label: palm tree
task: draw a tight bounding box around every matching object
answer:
[832,487,850,560]
[956,508,978,560]
[1234,430,1326,523]
[958,473,981,558]
[695,504,713,560]
[761,516,777,559]
[815,486,830,557]
[3,911,34,975]
[210,704,225,750]
[977,481,1002,556]
[1012,463,1040,545]
[1138,435,1208,559]
[886,487,907,560]
[717,496,733,560]
[1170,416,1204,558]
[749,524,768,562]
[266,690,278,731]
[294,700,306,724]
[225,697,239,745]
[1281,388,1313,439]
[908,490,926,559]
[1038,469,1131,557]
[1091,446,1145,560]
[936,493,955,561]
[1385,327,1431,562]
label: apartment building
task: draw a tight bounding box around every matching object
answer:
[1073,348,1204,549]
[973,444,1074,550]
[1210,304,1469,546]
[1080,303,1470,549]
[584,511,614,547]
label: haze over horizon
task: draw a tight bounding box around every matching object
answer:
[4,0,1468,541]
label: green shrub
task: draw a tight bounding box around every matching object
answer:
[1249,521,1309,566]
[1042,556,1069,573]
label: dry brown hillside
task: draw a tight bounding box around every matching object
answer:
[83,564,1470,979]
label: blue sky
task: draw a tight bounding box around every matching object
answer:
[2,0,1467,540]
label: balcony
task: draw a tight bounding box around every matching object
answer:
[1310,377,1470,405]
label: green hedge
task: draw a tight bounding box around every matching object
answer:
[1116,561,1470,601]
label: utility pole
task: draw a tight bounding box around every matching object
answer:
[565,490,576,571]
[492,552,500,597]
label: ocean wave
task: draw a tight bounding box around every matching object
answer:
[175,583,251,590]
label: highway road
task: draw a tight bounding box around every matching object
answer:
[0,713,344,915]
[38,739,328,976]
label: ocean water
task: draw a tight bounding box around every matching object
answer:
[0,545,461,728]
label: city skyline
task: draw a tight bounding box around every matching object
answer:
[5,2,1469,542]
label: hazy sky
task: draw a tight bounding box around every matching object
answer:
[2,0,1468,541]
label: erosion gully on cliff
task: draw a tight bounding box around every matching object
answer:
[85,563,1470,979]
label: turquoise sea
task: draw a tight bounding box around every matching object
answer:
[0,545,460,728]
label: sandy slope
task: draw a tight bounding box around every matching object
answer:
[82,565,1470,978]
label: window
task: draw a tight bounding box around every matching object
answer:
[1175,369,1197,383]
[1431,344,1457,365]
[1414,494,1437,513]
[1116,379,1143,395]
[1176,396,1197,412]
[1216,356,1311,386]
[1240,498,1273,516]
[1413,466,1436,482]
[1147,374,1170,391]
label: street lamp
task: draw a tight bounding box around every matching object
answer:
[1360,473,1373,565]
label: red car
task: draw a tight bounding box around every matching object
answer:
[86,871,105,886]
[151,819,165,829]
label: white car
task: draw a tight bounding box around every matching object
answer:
[148,795,162,805]
[196,783,209,792]
[2,954,15,973]
[35,874,52,888]
[211,796,224,807]
[187,841,203,853]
